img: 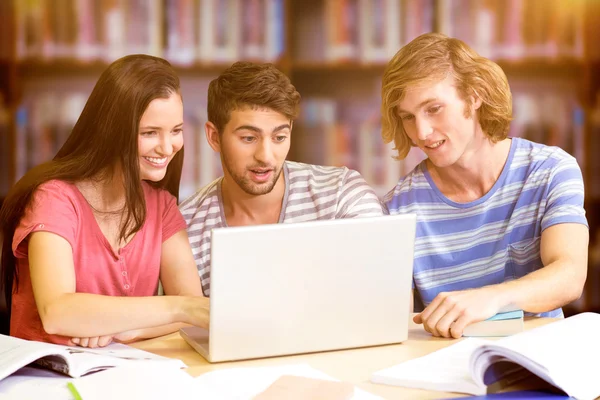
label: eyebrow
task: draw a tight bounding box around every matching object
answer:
[234,124,291,134]
[397,97,438,114]
[140,122,183,130]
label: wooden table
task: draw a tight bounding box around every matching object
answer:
[130,316,556,399]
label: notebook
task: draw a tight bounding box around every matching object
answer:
[463,310,524,337]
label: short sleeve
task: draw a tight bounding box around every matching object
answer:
[12,181,78,258]
[336,169,386,218]
[541,156,588,231]
[161,191,187,242]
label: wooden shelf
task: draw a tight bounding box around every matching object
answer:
[291,58,584,76]
[6,57,586,79]
[291,61,387,73]
[13,58,292,77]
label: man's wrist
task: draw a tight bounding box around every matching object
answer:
[485,281,518,312]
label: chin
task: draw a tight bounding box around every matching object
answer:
[141,172,167,182]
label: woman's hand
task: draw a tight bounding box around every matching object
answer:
[182,296,210,329]
[69,335,113,348]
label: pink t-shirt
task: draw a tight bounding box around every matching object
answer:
[10,180,186,344]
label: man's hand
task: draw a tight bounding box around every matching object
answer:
[413,287,502,338]
[69,335,113,348]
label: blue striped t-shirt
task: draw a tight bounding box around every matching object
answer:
[385,138,588,317]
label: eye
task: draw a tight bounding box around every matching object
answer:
[241,136,256,143]
[427,105,442,114]
[274,135,288,143]
[172,128,183,135]
[400,114,414,121]
[141,131,157,137]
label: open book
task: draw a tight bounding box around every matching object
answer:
[371,312,600,400]
[0,334,186,382]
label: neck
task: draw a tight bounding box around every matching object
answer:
[428,136,512,203]
[221,168,286,226]
[78,165,127,213]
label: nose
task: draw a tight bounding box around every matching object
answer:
[157,133,174,156]
[254,138,274,165]
[415,117,433,142]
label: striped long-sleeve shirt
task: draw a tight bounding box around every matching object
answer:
[385,137,588,317]
[180,161,386,296]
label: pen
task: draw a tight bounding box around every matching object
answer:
[67,382,83,400]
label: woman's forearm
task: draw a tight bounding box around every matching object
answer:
[40,293,189,337]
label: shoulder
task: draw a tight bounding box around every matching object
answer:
[384,161,429,212]
[178,178,222,218]
[512,137,578,170]
[510,138,582,183]
[286,161,361,188]
[31,179,81,208]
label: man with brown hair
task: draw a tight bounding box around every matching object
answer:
[383,33,588,338]
[179,62,386,296]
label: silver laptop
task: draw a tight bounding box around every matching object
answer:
[180,214,416,363]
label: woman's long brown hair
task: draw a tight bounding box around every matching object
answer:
[0,54,184,312]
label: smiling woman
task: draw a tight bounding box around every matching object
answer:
[138,94,184,183]
[0,55,208,348]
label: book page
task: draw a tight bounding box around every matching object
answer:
[57,343,187,377]
[0,335,69,381]
[371,338,491,396]
[0,366,72,400]
[193,364,382,400]
[72,364,194,400]
[0,335,186,380]
[475,313,600,400]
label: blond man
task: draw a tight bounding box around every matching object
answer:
[383,33,588,338]
[180,62,386,296]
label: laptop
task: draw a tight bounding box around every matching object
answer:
[180,214,416,363]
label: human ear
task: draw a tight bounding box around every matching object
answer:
[205,121,220,153]
[471,90,483,110]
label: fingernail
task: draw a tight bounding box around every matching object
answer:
[72,338,80,344]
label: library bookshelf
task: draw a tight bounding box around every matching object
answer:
[0,0,599,312]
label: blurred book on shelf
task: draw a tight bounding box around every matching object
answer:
[510,83,586,171]
[294,97,425,196]
[0,94,9,197]
[437,0,584,60]
[9,0,284,65]
[293,0,583,65]
[294,0,434,64]
[589,92,600,199]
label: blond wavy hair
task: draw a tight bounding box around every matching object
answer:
[208,61,301,133]
[381,33,512,159]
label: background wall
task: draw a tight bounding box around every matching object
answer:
[0,0,599,315]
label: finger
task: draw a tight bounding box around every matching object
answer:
[98,336,113,347]
[87,337,100,348]
[424,296,456,337]
[413,313,423,324]
[419,293,446,322]
[451,312,476,339]
[435,306,461,338]
[79,337,89,348]
[71,338,80,345]
[423,323,432,334]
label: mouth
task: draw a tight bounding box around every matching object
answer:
[425,140,445,150]
[143,156,169,167]
[249,168,274,182]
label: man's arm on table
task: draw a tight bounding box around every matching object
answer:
[414,223,588,338]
